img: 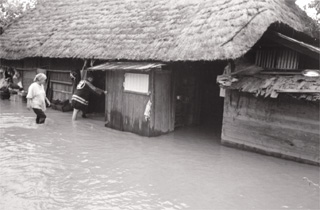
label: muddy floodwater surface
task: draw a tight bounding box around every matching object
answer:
[0,100,319,210]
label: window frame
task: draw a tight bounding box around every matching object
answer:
[123,72,151,95]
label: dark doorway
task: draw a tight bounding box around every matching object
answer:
[174,61,226,133]
[87,71,105,114]
[199,64,225,127]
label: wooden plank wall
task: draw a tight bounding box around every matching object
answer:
[221,90,320,165]
[1,58,36,90]
[1,58,85,101]
[105,71,124,130]
[153,70,174,135]
[22,58,39,90]
[47,58,83,102]
[105,71,150,136]
[49,71,73,101]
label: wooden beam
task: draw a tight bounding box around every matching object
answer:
[47,69,71,73]
[50,79,72,85]
[15,67,37,71]
[259,71,302,75]
[52,89,72,94]
[276,89,320,93]
[265,32,320,60]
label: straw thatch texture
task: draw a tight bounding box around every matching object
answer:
[0,0,316,61]
[226,74,320,101]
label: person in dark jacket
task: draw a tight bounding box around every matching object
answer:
[71,76,107,120]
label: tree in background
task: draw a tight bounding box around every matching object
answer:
[308,0,320,21]
[0,0,39,32]
[299,0,320,38]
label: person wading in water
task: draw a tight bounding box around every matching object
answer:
[26,73,51,124]
[71,75,107,121]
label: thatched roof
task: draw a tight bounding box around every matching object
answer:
[0,0,317,61]
[223,74,320,101]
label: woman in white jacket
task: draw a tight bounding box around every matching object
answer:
[26,73,51,124]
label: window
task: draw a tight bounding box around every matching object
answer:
[123,73,149,94]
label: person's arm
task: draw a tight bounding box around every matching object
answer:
[27,98,32,110]
[45,97,51,106]
[26,84,34,110]
[86,81,106,95]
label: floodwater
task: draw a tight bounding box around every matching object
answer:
[0,100,319,210]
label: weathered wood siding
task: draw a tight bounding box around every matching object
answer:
[222,90,320,165]
[1,58,84,100]
[47,58,83,101]
[105,71,151,136]
[152,71,174,135]
[2,59,37,90]
[105,70,174,136]
[48,70,73,101]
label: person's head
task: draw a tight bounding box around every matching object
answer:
[34,73,47,84]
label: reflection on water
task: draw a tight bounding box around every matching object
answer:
[0,100,319,210]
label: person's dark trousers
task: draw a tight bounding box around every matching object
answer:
[32,108,46,124]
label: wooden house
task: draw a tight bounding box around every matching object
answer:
[218,31,320,165]
[0,0,318,162]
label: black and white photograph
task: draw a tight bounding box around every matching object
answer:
[0,0,319,209]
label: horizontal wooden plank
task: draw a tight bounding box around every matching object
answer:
[47,70,71,73]
[15,67,37,71]
[222,131,320,163]
[276,89,320,93]
[223,112,320,132]
[221,137,320,165]
[50,79,73,85]
[52,89,72,94]
[259,71,301,75]
[223,128,319,155]
[223,116,320,141]
[222,125,320,159]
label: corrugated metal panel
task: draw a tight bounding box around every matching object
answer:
[256,49,299,69]
[87,62,165,71]
[276,49,299,69]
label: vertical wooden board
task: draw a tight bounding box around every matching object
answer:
[154,71,172,135]
[107,71,124,131]
[105,71,110,122]
[122,93,150,136]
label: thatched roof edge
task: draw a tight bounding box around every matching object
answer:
[0,0,317,61]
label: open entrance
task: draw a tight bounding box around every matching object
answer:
[87,70,105,118]
[173,61,226,137]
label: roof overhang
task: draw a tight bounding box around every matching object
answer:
[87,62,165,72]
[265,32,320,60]
[217,74,320,101]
